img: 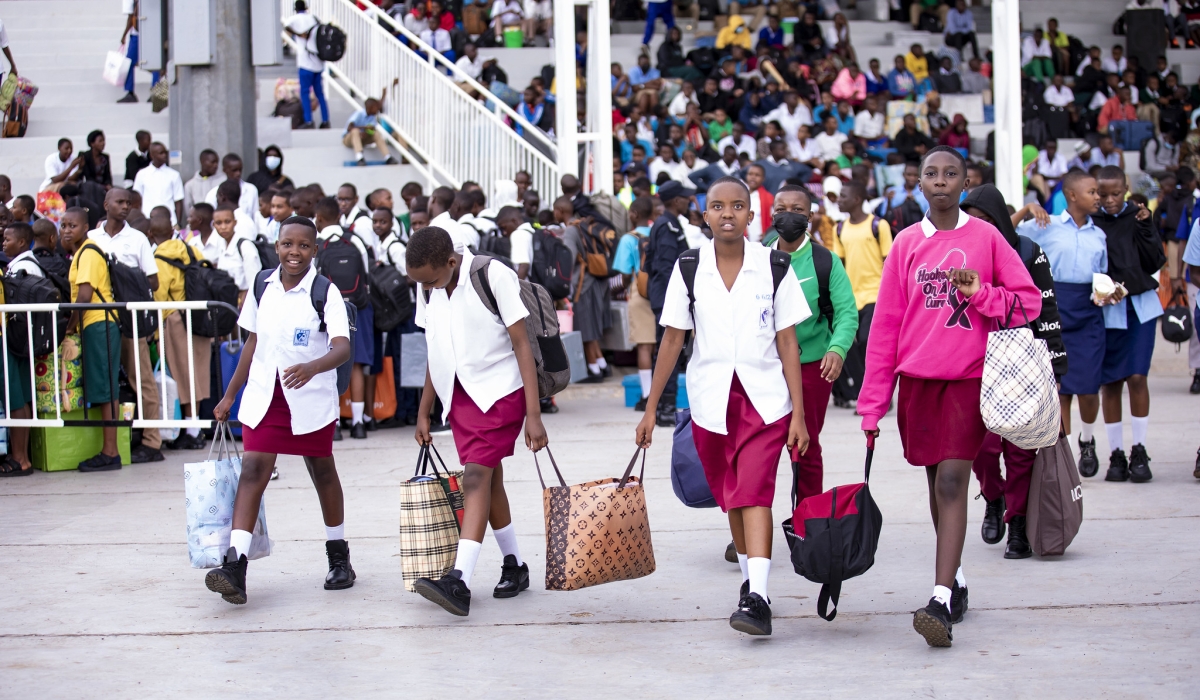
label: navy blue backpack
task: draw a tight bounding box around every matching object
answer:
[670,409,717,508]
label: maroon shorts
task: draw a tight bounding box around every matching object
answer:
[241,378,336,458]
[691,374,790,511]
[447,380,526,468]
[896,375,986,467]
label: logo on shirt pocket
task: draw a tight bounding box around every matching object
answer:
[294,328,311,347]
[759,306,772,330]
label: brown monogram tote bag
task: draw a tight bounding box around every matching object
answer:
[536,448,657,591]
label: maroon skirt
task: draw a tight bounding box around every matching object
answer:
[690,374,790,511]
[447,380,526,468]
[896,375,986,467]
[241,378,337,457]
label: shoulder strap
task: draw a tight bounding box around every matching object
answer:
[154,254,188,270]
[469,255,500,318]
[310,274,330,332]
[1018,235,1036,269]
[768,248,791,293]
[677,248,700,318]
[252,269,273,306]
[836,220,843,238]
[870,215,880,240]
[810,244,835,332]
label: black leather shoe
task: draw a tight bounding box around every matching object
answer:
[130,445,164,463]
[1128,444,1153,482]
[579,371,604,384]
[405,415,419,426]
[205,547,248,604]
[1004,515,1032,559]
[1078,437,1099,478]
[1190,371,1200,395]
[739,580,749,600]
[913,598,953,647]
[1105,449,1129,481]
[324,540,356,590]
[655,407,676,428]
[414,570,471,616]
[350,422,367,439]
[493,554,530,598]
[364,418,378,432]
[333,425,344,441]
[725,540,738,563]
[540,398,559,414]
[949,582,968,623]
[634,397,648,412]
[730,592,772,635]
[981,494,1005,545]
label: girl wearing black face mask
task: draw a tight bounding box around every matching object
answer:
[765,185,860,504]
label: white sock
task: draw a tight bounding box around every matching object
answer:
[588,362,600,375]
[1131,415,1148,447]
[596,356,608,370]
[492,523,523,566]
[1080,421,1094,442]
[737,552,749,582]
[639,369,652,397]
[325,522,344,541]
[351,402,365,425]
[355,150,363,159]
[453,538,483,587]
[229,529,253,559]
[186,427,201,437]
[747,557,770,599]
[955,566,966,588]
[933,584,953,612]
[1106,421,1124,453]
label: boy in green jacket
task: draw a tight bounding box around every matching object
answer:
[765,185,859,501]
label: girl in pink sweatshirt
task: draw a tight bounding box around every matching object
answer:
[859,147,1042,648]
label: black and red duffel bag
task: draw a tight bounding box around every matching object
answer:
[781,435,883,621]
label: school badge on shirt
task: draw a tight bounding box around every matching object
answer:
[294,328,311,347]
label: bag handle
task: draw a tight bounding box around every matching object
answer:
[414,443,451,478]
[617,448,646,489]
[532,447,567,490]
[817,581,842,621]
[1000,294,1032,330]
[864,432,875,483]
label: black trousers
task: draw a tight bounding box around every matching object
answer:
[944,31,979,61]
[832,303,875,403]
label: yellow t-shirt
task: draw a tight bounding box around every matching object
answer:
[70,241,116,329]
[906,53,929,83]
[831,215,893,310]
[152,239,205,318]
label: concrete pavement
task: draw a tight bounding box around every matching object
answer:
[1,358,1197,697]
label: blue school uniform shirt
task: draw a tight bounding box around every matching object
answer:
[1017,211,1107,284]
[344,108,380,135]
[1184,218,1200,267]
[887,187,929,213]
[759,26,784,46]
[614,226,651,275]
[865,71,888,95]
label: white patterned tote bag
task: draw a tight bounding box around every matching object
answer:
[980,300,1061,450]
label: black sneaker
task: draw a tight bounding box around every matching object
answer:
[725,540,738,563]
[493,554,530,598]
[364,418,378,432]
[729,592,772,635]
[1128,444,1153,483]
[980,494,1005,545]
[318,121,331,129]
[414,570,472,616]
[205,547,248,604]
[333,425,344,441]
[655,407,676,428]
[739,580,749,599]
[1105,449,1129,482]
[385,156,399,165]
[579,370,604,384]
[297,121,315,130]
[1194,447,1200,480]
[130,445,164,463]
[77,452,122,472]
[634,397,648,412]
[1078,437,1099,478]
[1004,515,1032,559]
[540,398,559,414]
[350,422,367,439]
[1190,371,1200,395]
[324,540,356,590]
[949,582,968,624]
[913,598,953,647]
[117,92,139,103]
[174,433,207,450]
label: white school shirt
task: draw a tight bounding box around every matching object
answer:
[747,189,767,243]
[717,133,757,159]
[380,232,408,276]
[193,230,226,263]
[415,249,529,423]
[284,12,324,73]
[40,152,71,191]
[509,222,535,267]
[1043,84,1075,108]
[854,110,886,140]
[230,235,264,292]
[6,250,43,278]
[431,210,475,251]
[814,130,848,161]
[133,163,186,225]
[88,223,158,278]
[236,265,350,434]
[204,180,261,221]
[658,239,810,434]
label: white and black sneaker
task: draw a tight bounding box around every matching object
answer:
[913,598,953,647]
[729,591,772,635]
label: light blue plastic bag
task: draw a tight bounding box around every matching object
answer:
[184,422,271,568]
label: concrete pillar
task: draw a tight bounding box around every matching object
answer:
[991,0,1023,206]
[553,3,578,181]
[169,0,258,181]
[586,0,613,194]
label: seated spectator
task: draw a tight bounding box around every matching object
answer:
[960,57,990,94]
[905,45,930,85]
[522,0,552,41]
[763,91,814,159]
[815,114,848,161]
[41,138,82,192]
[1029,139,1070,200]
[813,91,837,124]
[1072,134,1124,170]
[78,130,114,202]
[1022,28,1054,81]
[794,12,826,61]
[834,101,855,135]
[680,149,708,179]
[456,43,486,82]
[926,93,949,137]
[884,161,929,214]
[629,53,663,102]
[1143,131,1181,175]
[716,15,754,51]
[944,0,979,60]
[717,121,757,159]
[835,140,863,170]
[707,108,733,146]
[894,114,936,161]
[611,62,634,107]
[910,0,949,30]
[619,123,653,164]
[938,114,971,150]
[1044,74,1074,108]
[516,87,555,138]
[1098,85,1138,133]
[854,95,887,148]
[744,164,774,243]
[826,13,856,64]
[344,91,399,166]
[789,127,823,170]
[1089,72,1120,111]
[932,57,962,94]
[689,146,743,191]
[247,145,294,194]
[650,144,688,183]
[668,80,699,118]
[831,63,866,106]
[864,58,888,96]
[420,15,455,63]
[403,2,426,35]
[887,55,916,100]
[657,27,687,76]
[1101,44,1127,76]
[759,15,785,49]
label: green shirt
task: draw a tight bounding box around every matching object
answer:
[835,154,863,170]
[763,234,859,362]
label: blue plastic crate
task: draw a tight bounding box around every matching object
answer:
[622,374,641,407]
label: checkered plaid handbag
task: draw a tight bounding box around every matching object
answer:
[398,445,464,592]
[537,447,656,592]
[980,298,1061,450]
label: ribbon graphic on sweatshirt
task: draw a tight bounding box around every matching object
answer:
[914,248,972,330]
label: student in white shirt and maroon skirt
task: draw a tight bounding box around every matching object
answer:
[636,177,811,637]
[204,217,354,606]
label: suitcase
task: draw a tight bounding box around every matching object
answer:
[1108,120,1154,153]
[219,339,246,437]
[31,408,132,471]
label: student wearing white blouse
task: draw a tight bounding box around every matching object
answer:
[636,176,810,637]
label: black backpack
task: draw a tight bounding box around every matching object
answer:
[887,199,924,232]
[155,246,240,337]
[471,231,516,270]
[809,244,836,333]
[82,242,158,339]
[30,249,70,299]
[529,228,573,300]
[677,247,792,318]
[253,270,356,394]
[239,234,279,271]
[316,230,371,309]
[369,263,413,332]
[314,21,347,62]
[577,219,620,279]
[3,269,65,359]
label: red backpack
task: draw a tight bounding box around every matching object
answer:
[782,435,883,621]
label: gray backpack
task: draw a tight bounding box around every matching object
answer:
[469,255,571,398]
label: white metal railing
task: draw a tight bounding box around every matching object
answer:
[0,301,234,429]
[290,0,560,201]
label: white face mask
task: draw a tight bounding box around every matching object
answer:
[265,155,282,170]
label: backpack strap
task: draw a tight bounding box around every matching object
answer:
[870,215,880,241]
[468,255,500,318]
[1017,235,1037,269]
[836,220,843,238]
[310,274,331,333]
[252,268,273,307]
[768,248,791,294]
[810,244,835,332]
[677,248,700,320]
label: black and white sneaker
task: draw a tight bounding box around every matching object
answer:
[493,555,530,598]
[913,598,953,647]
[205,547,248,605]
[414,570,472,616]
[729,591,772,635]
[324,540,356,590]
[1078,437,1099,478]
[1105,449,1130,482]
[949,582,968,624]
[1128,445,1153,483]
